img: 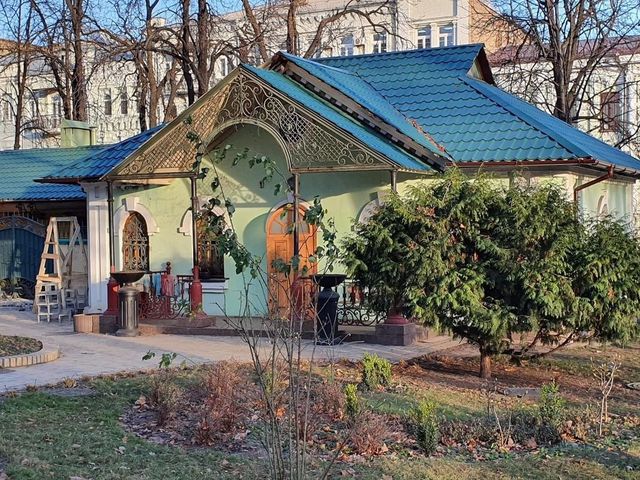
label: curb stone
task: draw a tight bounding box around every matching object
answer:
[0,339,60,369]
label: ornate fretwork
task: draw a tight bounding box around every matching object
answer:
[0,215,46,237]
[114,69,390,177]
[122,212,149,271]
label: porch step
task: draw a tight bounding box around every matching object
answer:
[138,323,166,336]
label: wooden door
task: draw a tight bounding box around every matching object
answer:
[266,205,316,319]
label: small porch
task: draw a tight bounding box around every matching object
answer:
[126,272,424,345]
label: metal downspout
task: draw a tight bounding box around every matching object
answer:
[573,165,614,205]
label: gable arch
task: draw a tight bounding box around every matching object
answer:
[112,68,393,178]
[203,119,294,171]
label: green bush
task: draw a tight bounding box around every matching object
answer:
[537,381,566,443]
[361,353,392,390]
[408,401,440,454]
[344,383,361,418]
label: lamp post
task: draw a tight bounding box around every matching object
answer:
[189,176,204,315]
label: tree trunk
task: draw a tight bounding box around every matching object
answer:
[14,58,26,150]
[479,347,492,379]
[180,0,196,105]
[65,0,88,121]
[196,0,209,98]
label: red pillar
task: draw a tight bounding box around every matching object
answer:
[105,270,119,316]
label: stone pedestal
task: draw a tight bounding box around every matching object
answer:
[372,322,417,346]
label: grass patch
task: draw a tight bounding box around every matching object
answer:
[0,335,41,357]
[0,377,263,480]
[1,347,639,480]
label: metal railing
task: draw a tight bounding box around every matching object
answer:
[336,279,386,326]
[138,271,192,320]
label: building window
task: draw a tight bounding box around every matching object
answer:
[120,88,128,115]
[372,32,387,53]
[103,89,112,116]
[219,57,231,77]
[197,214,224,280]
[600,91,621,132]
[340,34,355,56]
[417,26,431,49]
[51,96,61,117]
[438,22,455,47]
[122,212,149,271]
[29,97,38,117]
[1,96,12,121]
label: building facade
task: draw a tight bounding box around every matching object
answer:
[0,0,504,149]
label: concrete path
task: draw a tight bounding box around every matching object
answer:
[0,310,460,392]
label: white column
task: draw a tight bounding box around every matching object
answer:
[81,182,111,313]
[456,0,470,45]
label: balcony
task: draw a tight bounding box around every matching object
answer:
[25,114,62,134]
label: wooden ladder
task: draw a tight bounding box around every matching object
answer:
[34,217,87,316]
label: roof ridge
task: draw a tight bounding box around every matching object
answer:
[281,54,451,158]
[0,144,107,155]
[314,43,484,62]
[461,76,580,159]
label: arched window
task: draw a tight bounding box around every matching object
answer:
[197,213,225,280]
[122,212,149,271]
[597,194,609,218]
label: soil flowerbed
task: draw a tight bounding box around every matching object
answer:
[0,335,41,357]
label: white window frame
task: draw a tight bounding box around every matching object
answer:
[438,22,456,47]
[340,34,355,56]
[372,32,387,54]
[417,26,431,49]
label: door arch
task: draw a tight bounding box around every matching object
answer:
[266,204,317,318]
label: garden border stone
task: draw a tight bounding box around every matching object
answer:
[0,339,60,368]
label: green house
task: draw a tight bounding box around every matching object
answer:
[40,44,640,330]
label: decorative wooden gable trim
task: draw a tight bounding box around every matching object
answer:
[110,67,396,178]
[277,60,449,169]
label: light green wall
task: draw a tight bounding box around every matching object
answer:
[205,125,400,316]
[113,180,193,274]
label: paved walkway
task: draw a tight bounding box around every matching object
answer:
[0,310,460,392]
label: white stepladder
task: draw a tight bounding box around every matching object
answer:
[34,217,87,322]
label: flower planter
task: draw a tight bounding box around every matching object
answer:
[73,314,99,333]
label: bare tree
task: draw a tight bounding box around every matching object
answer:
[0,0,36,149]
[242,0,398,60]
[29,0,103,122]
[484,0,640,150]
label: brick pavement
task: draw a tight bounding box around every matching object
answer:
[0,310,460,392]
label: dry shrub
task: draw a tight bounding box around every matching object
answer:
[348,411,389,455]
[439,417,495,447]
[149,371,183,426]
[313,381,345,422]
[194,361,252,446]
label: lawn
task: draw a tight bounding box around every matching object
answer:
[0,335,41,357]
[0,343,638,480]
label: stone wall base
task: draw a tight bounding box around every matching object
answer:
[99,315,118,334]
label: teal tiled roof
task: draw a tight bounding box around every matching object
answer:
[0,145,105,201]
[45,125,163,181]
[316,45,640,170]
[277,52,449,159]
[244,65,437,171]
